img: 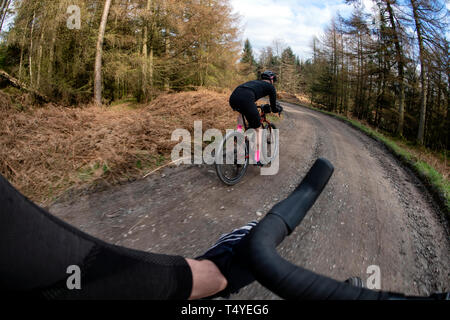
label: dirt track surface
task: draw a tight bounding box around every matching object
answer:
[49,102,450,299]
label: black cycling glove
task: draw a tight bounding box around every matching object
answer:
[196,221,258,298]
[271,102,283,114]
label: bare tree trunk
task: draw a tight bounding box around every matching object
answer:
[149,45,153,86]
[424,73,432,143]
[141,24,148,98]
[385,0,406,136]
[48,28,56,78]
[410,0,427,144]
[446,72,450,151]
[94,0,113,105]
[47,0,63,79]
[355,33,363,118]
[164,33,170,90]
[0,0,10,32]
[148,2,155,88]
[204,47,209,87]
[332,22,338,112]
[0,0,6,20]
[18,27,27,80]
[29,10,36,87]
[141,0,152,100]
[36,27,45,88]
[340,32,345,113]
[436,72,442,112]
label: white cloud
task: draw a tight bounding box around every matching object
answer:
[234,0,294,19]
[230,0,355,60]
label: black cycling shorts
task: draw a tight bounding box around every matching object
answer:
[229,87,261,129]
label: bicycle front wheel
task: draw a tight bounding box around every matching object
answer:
[261,123,278,164]
[215,131,249,185]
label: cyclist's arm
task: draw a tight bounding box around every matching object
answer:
[268,84,277,109]
[0,174,226,299]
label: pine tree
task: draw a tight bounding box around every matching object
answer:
[280,47,297,93]
[240,38,257,78]
[241,39,256,65]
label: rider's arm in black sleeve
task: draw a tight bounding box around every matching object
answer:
[268,83,277,109]
[0,174,192,300]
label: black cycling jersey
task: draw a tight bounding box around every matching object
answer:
[0,174,192,299]
[238,80,277,109]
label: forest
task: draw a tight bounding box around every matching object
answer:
[0,0,448,152]
[0,0,246,104]
[301,0,449,150]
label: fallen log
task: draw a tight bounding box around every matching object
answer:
[0,69,50,102]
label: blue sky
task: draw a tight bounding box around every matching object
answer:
[230,0,375,60]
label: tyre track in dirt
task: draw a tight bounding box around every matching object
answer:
[49,102,449,299]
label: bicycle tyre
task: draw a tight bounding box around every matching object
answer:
[215,132,249,185]
[261,123,278,165]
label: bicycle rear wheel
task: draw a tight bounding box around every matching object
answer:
[215,132,249,185]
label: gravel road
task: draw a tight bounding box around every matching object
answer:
[49,102,450,299]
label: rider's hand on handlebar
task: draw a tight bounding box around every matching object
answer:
[272,102,283,115]
[278,104,283,115]
[196,221,258,298]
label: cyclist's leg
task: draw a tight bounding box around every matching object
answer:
[229,88,259,128]
[229,105,243,131]
[256,127,262,163]
[229,88,261,162]
[237,113,262,164]
[239,104,261,163]
[237,113,244,132]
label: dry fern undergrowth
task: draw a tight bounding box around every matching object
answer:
[277,91,307,105]
[0,89,235,206]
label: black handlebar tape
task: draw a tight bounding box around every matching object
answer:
[268,158,334,234]
[237,214,388,300]
[235,157,442,300]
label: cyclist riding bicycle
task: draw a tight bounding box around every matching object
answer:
[229,70,283,166]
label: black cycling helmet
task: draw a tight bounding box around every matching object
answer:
[260,70,277,83]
